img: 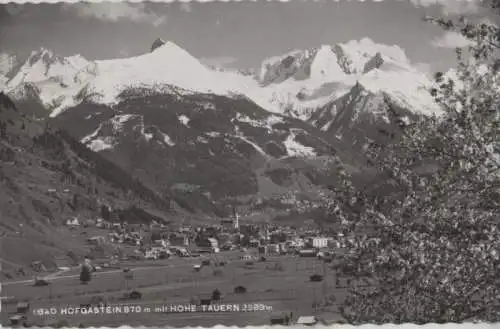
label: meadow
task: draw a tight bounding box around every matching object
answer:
[1,252,357,326]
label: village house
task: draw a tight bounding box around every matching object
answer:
[287,238,305,249]
[196,237,219,249]
[152,239,169,248]
[170,246,190,257]
[204,226,218,236]
[307,237,332,249]
[238,224,253,236]
[207,237,218,248]
[96,219,112,229]
[145,249,159,260]
[299,249,318,257]
[109,211,121,223]
[150,223,161,230]
[66,217,80,228]
[241,254,254,261]
[220,218,235,231]
[179,225,191,233]
[295,316,318,326]
[267,244,280,254]
[127,223,142,231]
[217,233,232,245]
[108,232,121,243]
[81,218,96,227]
[327,239,341,249]
[87,236,106,245]
[249,238,259,248]
[31,261,46,272]
[169,234,189,246]
[278,242,288,254]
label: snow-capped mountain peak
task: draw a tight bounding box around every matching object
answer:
[145,40,201,66]
[27,47,55,63]
[151,37,167,52]
[26,47,88,70]
[336,38,411,72]
[8,47,89,88]
[309,44,346,80]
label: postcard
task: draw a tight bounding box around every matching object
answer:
[1,0,499,327]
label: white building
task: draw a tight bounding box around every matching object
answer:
[66,217,80,227]
[152,239,168,248]
[308,237,331,249]
[241,254,253,261]
[296,316,318,326]
[268,244,279,254]
[207,238,218,248]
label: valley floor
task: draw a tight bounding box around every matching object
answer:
[1,253,361,327]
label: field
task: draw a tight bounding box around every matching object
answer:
[1,252,356,327]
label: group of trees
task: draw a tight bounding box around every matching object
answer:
[31,125,172,212]
[79,264,92,284]
[307,3,500,324]
[49,128,171,211]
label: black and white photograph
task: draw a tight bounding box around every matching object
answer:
[1,0,500,327]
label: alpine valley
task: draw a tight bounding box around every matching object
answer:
[0,37,443,229]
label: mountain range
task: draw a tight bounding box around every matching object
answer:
[0,37,443,229]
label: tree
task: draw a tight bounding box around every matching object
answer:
[100,204,110,222]
[67,251,79,266]
[80,265,92,284]
[212,288,221,301]
[72,194,80,209]
[305,4,500,323]
[0,120,7,139]
[240,234,251,247]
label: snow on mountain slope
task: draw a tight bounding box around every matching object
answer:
[4,49,90,113]
[0,53,18,90]
[306,78,439,154]
[86,42,223,103]
[81,113,146,152]
[259,49,314,84]
[284,129,317,157]
[336,38,411,74]
[0,53,17,76]
[359,67,439,116]
[0,75,7,90]
[310,45,347,80]
[8,49,88,86]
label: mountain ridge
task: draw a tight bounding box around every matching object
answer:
[1,37,441,121]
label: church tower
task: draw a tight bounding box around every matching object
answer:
[233,206,240,230]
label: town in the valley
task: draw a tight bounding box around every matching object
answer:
[1,208,379,327]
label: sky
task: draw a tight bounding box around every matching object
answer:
[0,0,497,74]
